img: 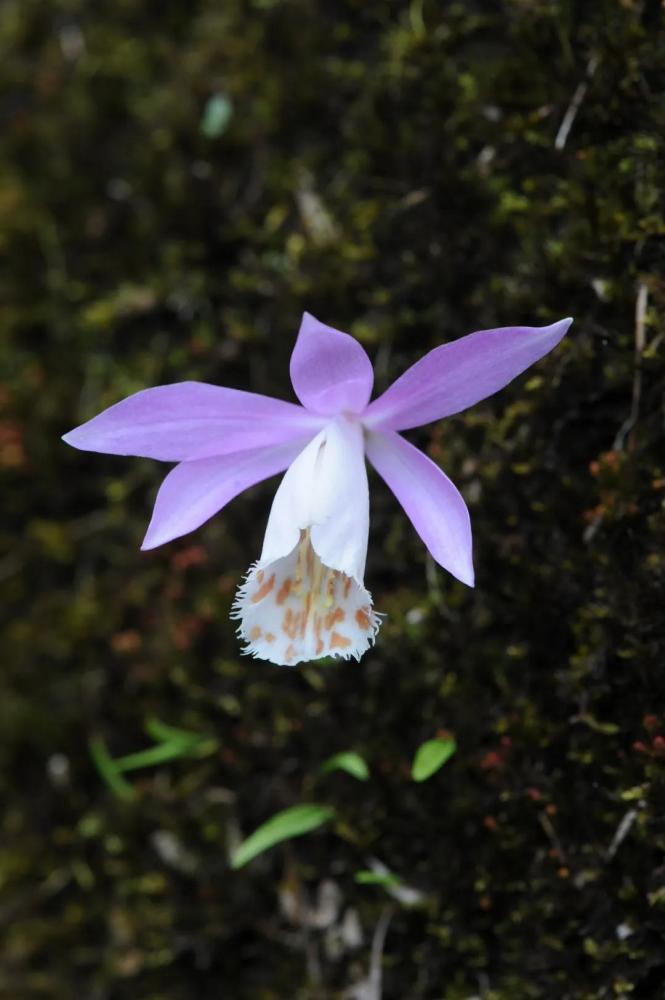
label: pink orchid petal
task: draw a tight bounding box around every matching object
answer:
[365,430,474,586]
[364,318,572,432]
[63,382,324,462]
[141,439,309,550]
[289,312,374,416]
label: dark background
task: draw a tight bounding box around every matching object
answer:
[2,0,665,996]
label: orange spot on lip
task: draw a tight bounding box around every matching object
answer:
[249,626,262,641]
[276,578,292,604]
[343,577,352,598]
[324,607,345,630]
[283,608,299,640]
[300,593,313,636]
[251,573,275,603]
[355,609,370,630]
[330,631,351,650]
[265,632,276,643]
[316,639,324,655]
[285,642,296,663]
[256,570,264,584]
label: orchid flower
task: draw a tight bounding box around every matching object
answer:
[63,312,572,666]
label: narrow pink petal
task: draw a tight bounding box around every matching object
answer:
[363,318,573,432]
[63,382,324,462]
[289,312,374,416]
[365,430,474,586]
[141,439,308,550]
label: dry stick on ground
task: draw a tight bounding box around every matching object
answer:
[347,907,394,1000]
[606,809,638,862]
[367,907,394,1000]
[584,280,649,543]
[538,810,567,865]
[554,54,599,151]
[614,281,649,451]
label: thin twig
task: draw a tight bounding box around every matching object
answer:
[555,54,599,151]
[606,809,638,861]
[584,280,650,543]
[539,810,567,864]
[368,907,394,1000]
[614,281,649,451]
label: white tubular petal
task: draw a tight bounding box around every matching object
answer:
[256,426,327,567]
[259,417,369,582]
[233,417,380,666]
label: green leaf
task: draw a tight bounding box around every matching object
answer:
[114,740,199,772]
[231,804,335,870]
[354,870,402,887]
[89,738,134,800]
[411,738,457,782]
[144,716,214,749]
[200,94,233,139]
[90,718,218,790]
[320,752,369,781]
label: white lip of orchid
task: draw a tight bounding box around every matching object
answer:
[232,529,381,666]
[231,415,382,666]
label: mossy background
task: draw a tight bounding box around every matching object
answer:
[2,1,665,997]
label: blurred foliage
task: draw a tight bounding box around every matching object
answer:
[231,805,336,871]
[1,0,665,996]
[411,738,457,783]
